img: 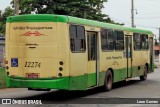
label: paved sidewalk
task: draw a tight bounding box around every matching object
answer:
[155,61,160,67]
[0,88,25,94]
[154,57,160,67]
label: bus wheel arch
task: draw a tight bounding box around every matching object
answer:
[145,63,149,73]
[108,68,114,80]
[104,68,114,91]
[140,64,148,81]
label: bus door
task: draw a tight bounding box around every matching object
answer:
[125,35,132,78]
[149,37,153,72]
[87,32,98,87]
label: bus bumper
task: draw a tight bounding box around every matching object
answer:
[6,76,69,90]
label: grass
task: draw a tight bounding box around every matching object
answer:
[0,67,6,88]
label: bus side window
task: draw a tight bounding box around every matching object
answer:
[114,30,124,51]
[69,25,86,52]
[70,25,76,51]
[133,33,141,50]
[101,29,114,51]
[141,34,148,50]
[77,26,86,51]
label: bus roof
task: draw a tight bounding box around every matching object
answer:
[7,14,153,35]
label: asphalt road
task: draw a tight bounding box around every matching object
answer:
[0,67,160,107]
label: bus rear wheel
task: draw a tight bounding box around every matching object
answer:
[140,65,148,81]
[104,70,113,91]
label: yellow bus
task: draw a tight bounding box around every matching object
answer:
[5,14,154,91]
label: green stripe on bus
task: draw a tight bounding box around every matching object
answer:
[7,14,153,35]
[67,16,153,35]
[6,14,68,23]
[6,65,152,90]
[6,76,70,90]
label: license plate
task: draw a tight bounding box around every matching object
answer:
[26,73,39,78]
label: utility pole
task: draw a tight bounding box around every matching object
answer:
[84,11,87,19]
[14,0,19,15]
[159,28,160,62]
[131,0,134,27]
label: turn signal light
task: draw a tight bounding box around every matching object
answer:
[5,60,8,64]
[6,66,9,70]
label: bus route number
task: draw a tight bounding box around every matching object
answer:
[25,62,41,68]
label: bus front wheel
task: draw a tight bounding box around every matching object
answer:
[104,70,113,91]
[140,65,148,81]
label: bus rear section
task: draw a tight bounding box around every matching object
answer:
[5,15,69,90]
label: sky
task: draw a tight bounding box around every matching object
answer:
[103,0,160,39]
[0,0,10,12]
[0,0,160,39]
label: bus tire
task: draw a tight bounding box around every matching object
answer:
[104,70,113,91]
[140,65,148,81]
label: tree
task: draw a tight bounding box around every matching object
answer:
[0,7,14,35]
[11,0,122,24]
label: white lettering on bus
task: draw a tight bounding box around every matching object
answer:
[13,26,53,30]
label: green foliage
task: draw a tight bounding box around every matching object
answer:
[0,7,14,35]
[11,0,122,24]
[0,0,123,35]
